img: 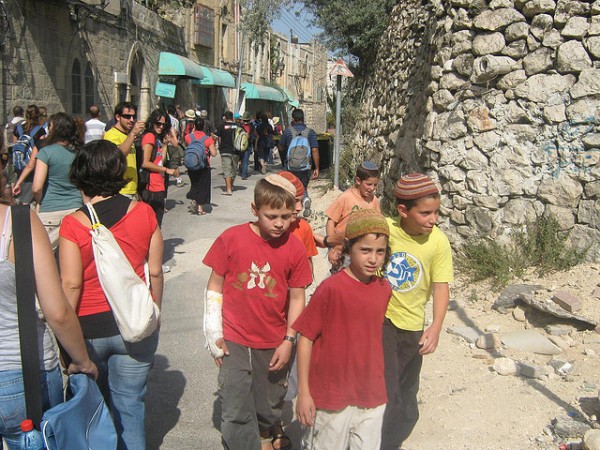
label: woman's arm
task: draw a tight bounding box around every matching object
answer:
[28,211,97,378]
[141,141,178,177]
[147,226,164,308]
[58,236,84,311]
[31,159,48,205]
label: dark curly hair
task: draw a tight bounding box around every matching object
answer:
[143,109,171,139]
[44,112,83,151]
[70,140,128,197]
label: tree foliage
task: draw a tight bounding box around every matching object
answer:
[302,0,398,69]
[239,0,287,45]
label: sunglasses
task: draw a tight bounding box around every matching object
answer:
[155,121,166,127]
[120,113,137,120]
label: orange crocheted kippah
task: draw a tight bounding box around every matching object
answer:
[277,171,305,198]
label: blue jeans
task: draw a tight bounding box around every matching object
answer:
[0,365,63,449]
[241,148,252,178]
[85,331,158,450]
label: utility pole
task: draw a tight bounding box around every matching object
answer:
[328,59,353,189]
[235,31,244,114]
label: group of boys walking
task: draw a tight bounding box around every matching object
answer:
[202,161,453,450]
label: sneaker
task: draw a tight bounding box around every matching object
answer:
[302,196,311,212]
[176,177,183,187]
[162,265,171,274]
[260,159,267,174]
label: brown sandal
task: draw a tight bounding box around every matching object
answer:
[270,423,291,450]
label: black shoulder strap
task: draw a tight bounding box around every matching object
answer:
[13,205,43,427]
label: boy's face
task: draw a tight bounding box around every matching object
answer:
[346,233,388,283]
[251,203,294,240]
[397,197,441,236]
[356,176,379,201]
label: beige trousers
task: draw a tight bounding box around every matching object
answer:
[37,208,78,251]
[303,403,386,450]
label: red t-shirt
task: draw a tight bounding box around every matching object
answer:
[203,223,313,348]
[292,270,391,410]
[141,132,165,192]
[184,131,215,167]
[290,218,318,258]
[59,202,158,316]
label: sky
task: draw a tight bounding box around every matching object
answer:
[271,2,321,43]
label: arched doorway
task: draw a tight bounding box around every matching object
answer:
[127,45,150,119]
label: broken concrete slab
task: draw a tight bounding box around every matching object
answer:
[492,284,544,310]
[519,362,551,379]
[553,415,591,438]
[545,324,576,336]
[520,293,597,330]
[501,329,562,355]
[446,326,483,343]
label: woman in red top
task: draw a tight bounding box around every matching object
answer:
[184,117,217,215]
[59,140,164,450]
[140,109,179,226]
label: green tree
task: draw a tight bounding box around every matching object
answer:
[302,0,398,70]
[239,0,286,45]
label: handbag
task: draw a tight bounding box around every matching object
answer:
[41,374,117,450]
[12,205,117,449]
[86,202,160,343]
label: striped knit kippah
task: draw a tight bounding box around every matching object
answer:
[345,208,389,240]
[277,171,305,198]
[264,174,296,198]
[393,173,439,200]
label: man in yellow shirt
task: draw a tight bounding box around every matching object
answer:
[104,102,145,198]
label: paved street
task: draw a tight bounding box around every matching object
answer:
[145,155,258,450]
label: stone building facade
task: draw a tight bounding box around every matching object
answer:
[0,0,327,132]
[353,0,600,260]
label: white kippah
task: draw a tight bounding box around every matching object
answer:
[264,174,296,197]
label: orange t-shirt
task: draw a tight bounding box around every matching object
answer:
[325,187,380,242]
[290,218,318,258]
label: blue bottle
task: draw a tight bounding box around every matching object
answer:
[19,419,44,450]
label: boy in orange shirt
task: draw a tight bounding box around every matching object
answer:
[324,161,381,271]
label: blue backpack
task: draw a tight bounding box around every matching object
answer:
[184,134,208,171]
[13,124,41,172]
[286,128,311,171]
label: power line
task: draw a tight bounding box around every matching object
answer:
[278,9,313,42]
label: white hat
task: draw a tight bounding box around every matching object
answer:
[185,109,195,119]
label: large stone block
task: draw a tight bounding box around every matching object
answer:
[523,47,555,75]
[561,16,590,39]
[556,41,592,73]
[505,22,530,41]
[514,73,576,102]
[537,174,583,207]
[522,0,557,18]
[473,8,526,31]
[473,32,506,55]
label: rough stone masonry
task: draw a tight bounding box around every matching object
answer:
[354,0,600,260]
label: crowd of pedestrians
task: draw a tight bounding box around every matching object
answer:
[0,100,452,450]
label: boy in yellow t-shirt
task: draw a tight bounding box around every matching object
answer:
[380,173,453,450]
[324,161,380,272]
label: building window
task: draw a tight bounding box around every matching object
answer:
[85,63,94,111]
[71,59,82,114]
[194,5,214,48]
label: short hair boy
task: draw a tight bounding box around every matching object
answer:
[380,172,454,450]
[203,174,312,450]
[324,161,381,271]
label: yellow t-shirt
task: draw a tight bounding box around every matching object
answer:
[384,217,453,331]
[104,127,138,195]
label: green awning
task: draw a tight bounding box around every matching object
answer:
[158,52,204,79]
[192,66,236,88]
[280,87,300,108]
[241,83,287,102]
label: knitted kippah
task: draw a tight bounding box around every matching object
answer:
[393,173,439,200]
[277,171,305,198]
[264,174,296,197]
[361,161,378,170]
[345,208,389,240]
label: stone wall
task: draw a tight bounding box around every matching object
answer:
[354,0,600,260]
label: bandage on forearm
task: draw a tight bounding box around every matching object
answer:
[203,289,224,358]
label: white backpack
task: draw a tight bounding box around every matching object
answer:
[86,203,159,343]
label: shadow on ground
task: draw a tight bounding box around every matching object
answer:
[145,355,186,450]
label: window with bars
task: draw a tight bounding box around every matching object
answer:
[194,5,214,48]
[71,59,82,114]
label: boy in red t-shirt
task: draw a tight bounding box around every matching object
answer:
[294,209,391,450]
[203,174,312,450]
[324,161,381,272]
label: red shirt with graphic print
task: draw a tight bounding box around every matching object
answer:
[203,223,312,348]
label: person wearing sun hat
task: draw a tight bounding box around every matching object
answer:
[293,207,391,449]
[380,172,454,450]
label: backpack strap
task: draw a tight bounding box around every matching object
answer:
[13,205,44,427]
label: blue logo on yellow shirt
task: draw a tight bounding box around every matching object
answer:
[385,251,422,292]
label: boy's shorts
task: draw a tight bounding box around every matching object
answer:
[221,153,239,179]
[303,404,385,450]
